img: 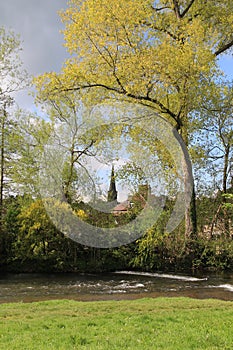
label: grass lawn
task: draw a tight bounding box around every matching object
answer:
[0,297,233,349]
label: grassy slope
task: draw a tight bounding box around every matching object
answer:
[0,297,233,349]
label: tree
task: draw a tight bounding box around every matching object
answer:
[0,102,17,257]
[0,27,27,97]
[10,111,53,197]
[0,27,28,262]
[34,0,233,237]
[192,82,233,236]
[35,92,105,205]
[14,199,65,268]
[34,0,233,134]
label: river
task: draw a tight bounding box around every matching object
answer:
[0,271,233,303]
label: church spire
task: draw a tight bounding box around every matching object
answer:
[107,165,117,202]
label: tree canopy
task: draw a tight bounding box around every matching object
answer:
[34,0,233,141]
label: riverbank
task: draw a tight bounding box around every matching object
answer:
[0,297,233,349]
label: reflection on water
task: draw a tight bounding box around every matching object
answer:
[0,271,233,303]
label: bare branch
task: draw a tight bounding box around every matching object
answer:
[73,140,95,162]
[151,5,170,12]
[139,20,180,41]
[180,0,196,18]
[173,0,181,19]
[85,32,113,68]
[215,38,233,56]
[61,83,178,123]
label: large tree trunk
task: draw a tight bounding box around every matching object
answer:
[184,172,197,238]
[177,124,197,239]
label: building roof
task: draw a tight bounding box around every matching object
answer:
[112,200,131,215]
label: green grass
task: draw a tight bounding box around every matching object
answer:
[0,297,233,349]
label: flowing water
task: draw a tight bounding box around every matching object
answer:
[0,271,233,303]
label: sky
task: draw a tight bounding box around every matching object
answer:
[0,0,233,112]
[0,0,68,110]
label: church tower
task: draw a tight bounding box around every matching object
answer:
[107,165,118,202]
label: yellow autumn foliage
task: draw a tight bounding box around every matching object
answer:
[34,0,233,142]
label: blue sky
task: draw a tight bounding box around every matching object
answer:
[218,55,233,79]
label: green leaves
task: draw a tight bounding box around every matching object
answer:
[34,0,233,140]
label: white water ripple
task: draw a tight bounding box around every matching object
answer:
[217,284,233,292]
[115,271,208,282]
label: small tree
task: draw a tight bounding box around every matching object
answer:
[192,83,233,236]
[0,27,28,262]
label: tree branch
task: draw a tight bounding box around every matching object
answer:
[215,38,233,56]
[173,0,181,19]
[62,83,178,123]
[180,0,196,18]
[151,6,170,12]
[73,140,95,162]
